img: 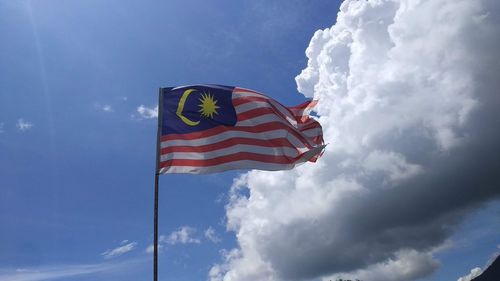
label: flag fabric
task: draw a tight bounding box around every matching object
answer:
[158,85,324,174]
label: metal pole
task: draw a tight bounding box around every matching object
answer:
[154,88,164,281]
[154,172,159,281]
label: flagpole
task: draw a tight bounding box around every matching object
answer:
[154,87,164,281]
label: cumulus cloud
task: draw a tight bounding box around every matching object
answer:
[457,267,482,281]
[136,105,158,119]
[324,249,440,281]
[209,249,243,281]
[457,248,500,281]
[211,0,500,280]
[16,119,33,131]
[101,241,138,259]
[205,227,221,243]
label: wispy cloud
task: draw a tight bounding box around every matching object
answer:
[145,244,161,254]
[162,226,200,245]
[94,103,114,113]
[101,241,138,259]
[204,227,221,243]
[16,119,33,131]
[0,122,4,133]
[145,226,201,254]
[136,105,158,119]
[0,258,143,281]
[101,105,113,112]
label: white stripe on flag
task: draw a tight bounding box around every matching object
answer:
[160,145,301,162]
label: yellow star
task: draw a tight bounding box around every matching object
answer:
[198,92,220,119]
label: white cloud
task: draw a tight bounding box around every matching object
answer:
[323,249,440,281]
[101,105,113,112]
[94,103,114,113]
[363,150,422,184]
[211,0,500,280]
[162,226,200,245]
[145,244,164,254]
[0,259,142,281]
[457,248,500,281]
[457,267,482,281]
[16,119,33,131]
[204,227,221,243]
[209,249,249,281]
[145,226,201,254]
[0,122,4,133]
[136,105,158,119]
[101,241,137,259]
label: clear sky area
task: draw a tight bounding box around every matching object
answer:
[1,1,499,281]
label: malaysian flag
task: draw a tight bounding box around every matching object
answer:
[157,85,324,174]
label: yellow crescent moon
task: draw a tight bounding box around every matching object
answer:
[176,89,200,126]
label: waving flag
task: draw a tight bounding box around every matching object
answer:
[157,85,324,174]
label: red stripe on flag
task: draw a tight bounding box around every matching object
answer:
[163,122,317,149]
[160,137,300,154]
[159,151,308,168]
[161,120,316,141]
[233,87,262,95]
[236,107,280,122]
[233,88,317,124]
[232,96,269,107]
[299,120,322,131]
[236,107,320,131]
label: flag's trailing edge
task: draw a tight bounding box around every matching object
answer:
[158,85,325,174]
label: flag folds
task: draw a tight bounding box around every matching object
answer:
[158,85,324,174]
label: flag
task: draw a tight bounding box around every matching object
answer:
[157,85,324,174]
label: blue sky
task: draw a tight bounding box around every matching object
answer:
[1,1,499,281]
[0,0,341,280]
